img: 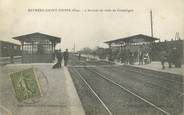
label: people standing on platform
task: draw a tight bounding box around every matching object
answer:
[138,51,144,65]
[138,45,145,65]
[120,49,125,63]
[63,49,69,66]
[129,51,134,65]
[124,49,129,64]
[172,47,182,68]
[143,52,150,64]
[134,50,139,63]
[57,49,63,68]
[167,48,174,68]
[160,49,167,69]
[53,49,63,69]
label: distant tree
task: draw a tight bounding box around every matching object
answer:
[80,47,93,54]
[93,47,108,59]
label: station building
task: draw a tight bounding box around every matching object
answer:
[13,32,61,63]
[0,40,21,57]
[105,34,159,51]
[104,34,159,62]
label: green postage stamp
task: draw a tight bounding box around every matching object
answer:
[10,68,42,102]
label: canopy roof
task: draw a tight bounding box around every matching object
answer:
[13,32,61,43]
[104,34,159,44]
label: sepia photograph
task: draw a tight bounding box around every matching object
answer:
[0,0,183,115]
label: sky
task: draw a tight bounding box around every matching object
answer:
[0,0,183,51]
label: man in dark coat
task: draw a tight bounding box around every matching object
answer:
[167,48,174,68]
[63,49,69,66]
[56,49,62,68]
[173,47,182,68]
[160,49,167,69]
[53,49,62,69]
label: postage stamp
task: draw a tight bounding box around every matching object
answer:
[10,68,42,102]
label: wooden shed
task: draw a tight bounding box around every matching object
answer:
[13,32,61,63]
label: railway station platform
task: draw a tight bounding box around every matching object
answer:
[129,61,184,76]
[0,63,85,115]
[73,54,184,76]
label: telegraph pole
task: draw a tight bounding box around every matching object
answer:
[150,10,154,37]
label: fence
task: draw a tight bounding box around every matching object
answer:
[0,56,22,65]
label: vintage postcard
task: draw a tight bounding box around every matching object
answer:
[0,0,183,115]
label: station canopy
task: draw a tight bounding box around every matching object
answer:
[104,34,159,45]
[12,32,61,63]
[13,32,61,43]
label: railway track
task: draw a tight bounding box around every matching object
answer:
[70,62,183,96]
[69,66,177,115]
[68,55,183,115]
[96,66,184,96]
[70,67,113,115]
